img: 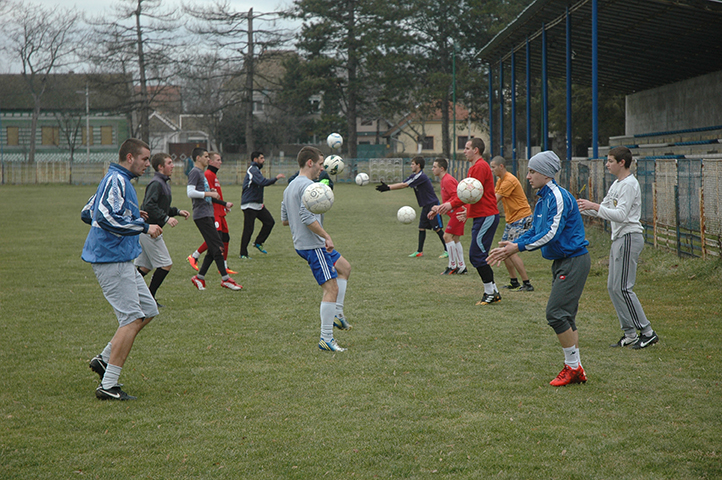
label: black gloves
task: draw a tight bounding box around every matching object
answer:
[376,181,390,192]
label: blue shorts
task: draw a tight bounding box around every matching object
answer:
[296,248,341,285]
[501,215,533,242]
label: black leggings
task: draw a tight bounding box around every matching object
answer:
[240,207,276,256]
[194,216,227,277]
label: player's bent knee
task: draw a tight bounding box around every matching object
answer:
[547,316,572,334]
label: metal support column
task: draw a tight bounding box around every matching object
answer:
[511,48,517,173]
[592,0,599,159]
[542,23,548,151]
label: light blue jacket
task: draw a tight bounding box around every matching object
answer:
[516,180,588,260]
[81,163,148,263]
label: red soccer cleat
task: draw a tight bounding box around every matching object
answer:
[191,275,206,290]
[221,277,242,291]
[549,365,587,386]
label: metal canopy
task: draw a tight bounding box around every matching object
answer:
[477,0,722,94]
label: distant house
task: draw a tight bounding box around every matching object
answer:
[0,73,133,162]
[382,104,488,158]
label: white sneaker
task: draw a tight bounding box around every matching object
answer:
[318,338,347,352]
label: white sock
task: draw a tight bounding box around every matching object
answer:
[102,363,122,389]
[320,302,335,342]
[192,250,200,259]
[336,279,347,318]
[563,346,580,369]
[445,242,456,268]
[483,281,495,295]
[455,242,466,269]
[101,342,112,363]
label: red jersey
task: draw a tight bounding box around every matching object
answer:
[450,158,498,218]
[440,173,466,215]
[205,168,227,219]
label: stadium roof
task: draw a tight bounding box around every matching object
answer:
[476,0,722,94]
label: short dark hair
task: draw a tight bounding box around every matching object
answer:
[434,157,448,170]
[608,146,633,169]
[191,147,207,162]
[411,156,425,170]
[297,146,323,169]
[251,151,264,161]
[469,137,485,156]
[118,138,149,163]
[491,155,507,168]
[151,153,171,171]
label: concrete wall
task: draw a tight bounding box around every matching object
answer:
[626,69,722,136]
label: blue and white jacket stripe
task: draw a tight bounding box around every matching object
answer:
[81,163,148,264]
[516,180,588,260]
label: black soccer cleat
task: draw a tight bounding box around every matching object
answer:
[95,385,136,401]
[632,331,659,349]
[89,355,107,381]
[610,335,639,348]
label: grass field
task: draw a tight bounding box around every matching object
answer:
[1,182,720,479]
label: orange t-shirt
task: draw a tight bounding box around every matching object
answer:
[495,173,531,223]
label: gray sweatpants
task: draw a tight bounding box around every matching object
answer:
[546,253,591,334]
[608,233,651,336]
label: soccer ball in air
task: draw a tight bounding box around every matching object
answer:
[397,206,416,224]
[457,177,484,204]
[355,172,370,186]
[327,133,343,150]
[302,182,335,214]
[324,155,345,175]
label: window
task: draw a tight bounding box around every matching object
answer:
[421,136,434,150]
[41,127,59,146]
[7,127,19,146]
[253,101,264,112]
[100,126,113,145]
[458,135,474,150]
[82,126,94,146]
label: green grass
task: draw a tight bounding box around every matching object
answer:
[1,182,720,479]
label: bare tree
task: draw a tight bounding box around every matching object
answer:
[86,0,183,144]
[184,0,292,154]
[3,1,82,163]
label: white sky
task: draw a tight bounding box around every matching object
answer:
[36,0,295,18]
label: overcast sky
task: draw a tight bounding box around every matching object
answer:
[35,0,294,17]
[1,0,301,73]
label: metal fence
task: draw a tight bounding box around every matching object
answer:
[2,154,721,259]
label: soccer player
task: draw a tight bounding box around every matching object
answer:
[429,158,468,274]
[488,151,591,387]
[187,151,237,274]
[134,153,190,306]
[490,156,534,291]
[376,156,447,258]
[431,138,501,305]
[187,147,242,291]
[239,151,285,259]
[81,138,162,401]
[577,146,659,349]
[281,146,353,352]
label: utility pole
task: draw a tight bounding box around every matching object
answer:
[85,82,90,163]
[244,8,254,155]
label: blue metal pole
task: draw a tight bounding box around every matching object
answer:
[511,48,517,173]
[526,37,531,160]
[489,64,494,157]
[566,7,573,163]
[499,60,504,157]
[542,23,548,151]
[592,0,599,159]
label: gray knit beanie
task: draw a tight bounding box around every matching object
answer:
[528,151,560,178]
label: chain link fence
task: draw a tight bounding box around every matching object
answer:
[2,153,721,259]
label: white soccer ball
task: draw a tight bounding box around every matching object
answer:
[397,206,416,224]
[457,177,484,204]
[355,172,370,186]
[327,133,343,150]
[302,182,335,214]
[323,155,345,175]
